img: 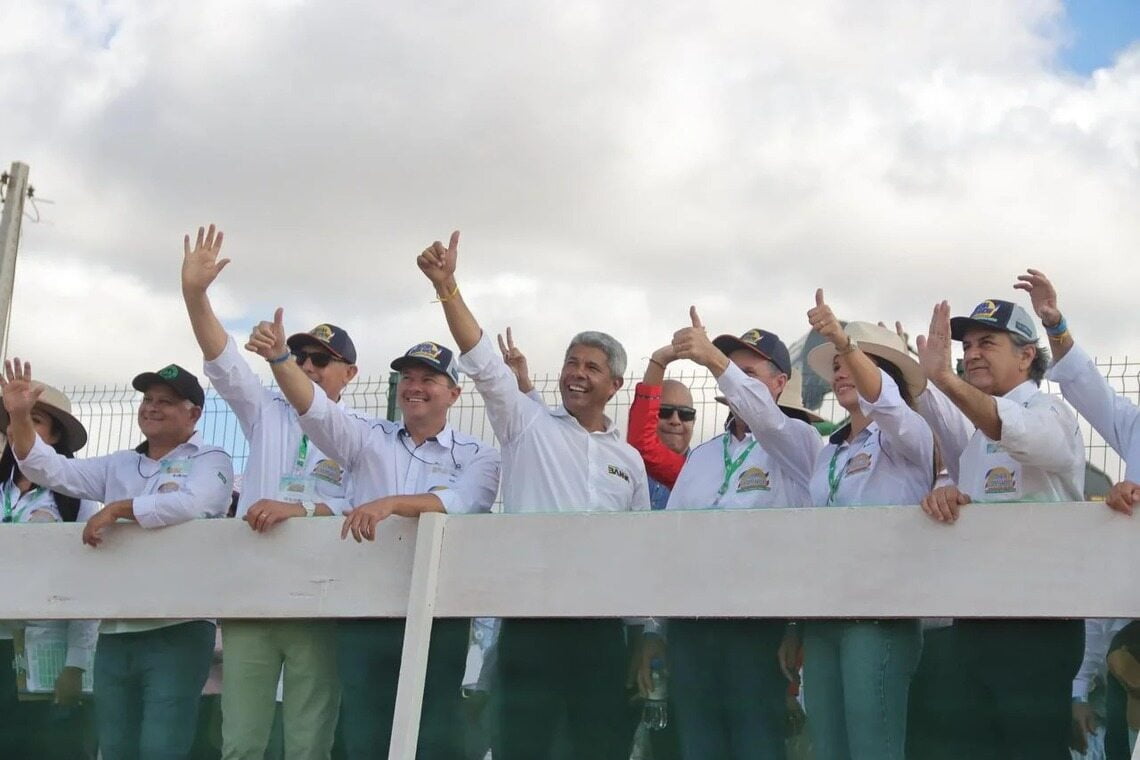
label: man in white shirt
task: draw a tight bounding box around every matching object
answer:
[415,231,649,760]
[1015,268,1138,759]
[915,297,1085,760]
[246,312,500,760]
[180,225,350,760]
[649,311,821,760]
[1,358,232,760]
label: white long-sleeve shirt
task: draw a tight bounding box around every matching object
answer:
[917,380,1084,502]
[18,432,232,634]
[1073,618,1131,701]
[457,333,650,513]
[1047,343,1140,480]
[299,388,500,513]
[204,338,352,516]
[809,369,935,508]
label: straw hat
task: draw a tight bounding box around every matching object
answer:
[714,369,825,425]
[806,321,926,400]
[0,382,88,453]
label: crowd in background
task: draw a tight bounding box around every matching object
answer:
[0,224,1137,760]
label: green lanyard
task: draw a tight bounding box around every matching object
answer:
[825,446,846,506]
[718,434,758,497]
[293,435,310,477]
[2,482,44,523]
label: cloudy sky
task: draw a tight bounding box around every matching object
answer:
[2,0,1138,388]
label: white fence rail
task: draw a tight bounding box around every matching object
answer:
[7,504,1137,758]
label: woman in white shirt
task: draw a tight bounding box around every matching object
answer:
[793,291,935,760]
[0,382,98,759]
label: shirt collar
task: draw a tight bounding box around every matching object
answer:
[552,405,619,437]
[398,424,453,447]
[135,431,205,457]
[1001,380,1040,405]
[828,421,877,447]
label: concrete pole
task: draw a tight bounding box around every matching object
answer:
[0,161,30,362]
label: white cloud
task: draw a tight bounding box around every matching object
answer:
[2,0,1138,394]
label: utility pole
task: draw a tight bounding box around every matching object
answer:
[0,161,30,362]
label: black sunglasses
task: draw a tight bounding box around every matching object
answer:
[293,351,344,369]
[658,404,697,422]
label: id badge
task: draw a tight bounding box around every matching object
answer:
[161,458,191,476]
[277,475,316,503]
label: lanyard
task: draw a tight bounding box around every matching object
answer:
[718,434,758,497]
[2,481,45,523]
[292,435,310,477]
[825,445,847,506]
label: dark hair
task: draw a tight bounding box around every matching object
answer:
[0,416,82,522]
[870,355,916,409]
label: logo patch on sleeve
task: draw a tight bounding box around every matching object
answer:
[607,465,630,483]
[983,467,1017,494]
[736,467,771,492]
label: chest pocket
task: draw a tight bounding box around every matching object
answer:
[980,444,1021,499]
[155,457,192,494]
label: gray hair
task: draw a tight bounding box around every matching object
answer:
[567,331,627,379]
[1010,333,1049,386]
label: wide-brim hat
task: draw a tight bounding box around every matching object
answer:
[0,382,88,453]
[713,369,825,425]
[807,321,926,400]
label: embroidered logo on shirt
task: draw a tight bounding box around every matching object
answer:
[985,442,1005,454]
[845,452,873,476]
[157,481,181,493]
[736,467,771,492]
[161,459,190,476]
[311,459,344,486]
[216,472,228,485]
[428,485,451,492]
[607,465,631,483]
[983,467,1017,494]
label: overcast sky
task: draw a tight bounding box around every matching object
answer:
[2,0,1138,388]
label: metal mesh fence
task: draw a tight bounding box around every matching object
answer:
[57,356,1140,485]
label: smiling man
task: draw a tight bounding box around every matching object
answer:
[245,311,500,760]
[914,297,1085,760]
[1,358,232,760]
[416,231,649,760]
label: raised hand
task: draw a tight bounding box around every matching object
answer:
[181,224,230,294]
[915,301,954,385]
[672,306,720,369]
[417,230,459,287]
[497,327,530,383]
[1013,268,1062,327]
[244,308,288,361]
[0,358,44,418]
[807,288,846,347]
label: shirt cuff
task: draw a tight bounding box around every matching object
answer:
[202,336,242,377]
[456,333,498,377]
[430,488,463,515]
[65,643,94,671]
[857,368,904,416]
[1044,342,1090,384]
[15,434,55,469]
[130,495,164,529]
[1072,678,1092,701]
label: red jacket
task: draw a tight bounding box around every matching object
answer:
[626,382,686,489]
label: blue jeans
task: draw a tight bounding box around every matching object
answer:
[803,620,922,760]
[668,619,788,760]
[94,621,216,760]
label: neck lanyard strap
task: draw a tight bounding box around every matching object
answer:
[718,434,758,497]
[293,435,310,477]
[826,445,847,506]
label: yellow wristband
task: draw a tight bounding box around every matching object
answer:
[432,283,460,303]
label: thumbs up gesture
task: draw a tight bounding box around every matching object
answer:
[806,289,847,348]
[245,307,290,362]
[672,306,722,370]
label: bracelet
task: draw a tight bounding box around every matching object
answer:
[647,357,668,371]
[1044,316,1068,336]
[1047,330,1070,343]
[836,337,857,355]
[267,350,291,365]
[432,283,460,303]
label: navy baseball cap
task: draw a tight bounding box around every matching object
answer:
[132,364,206,407]
[287,323,357,364]
[713,329,792,375]
[391,341,460,384]
[950,300,1038,342]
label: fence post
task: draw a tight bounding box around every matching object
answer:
[387,371,401,422]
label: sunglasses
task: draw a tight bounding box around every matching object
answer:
[293,351,344,369]
[658,404,697,422]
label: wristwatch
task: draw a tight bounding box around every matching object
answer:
[301,501,317,518]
